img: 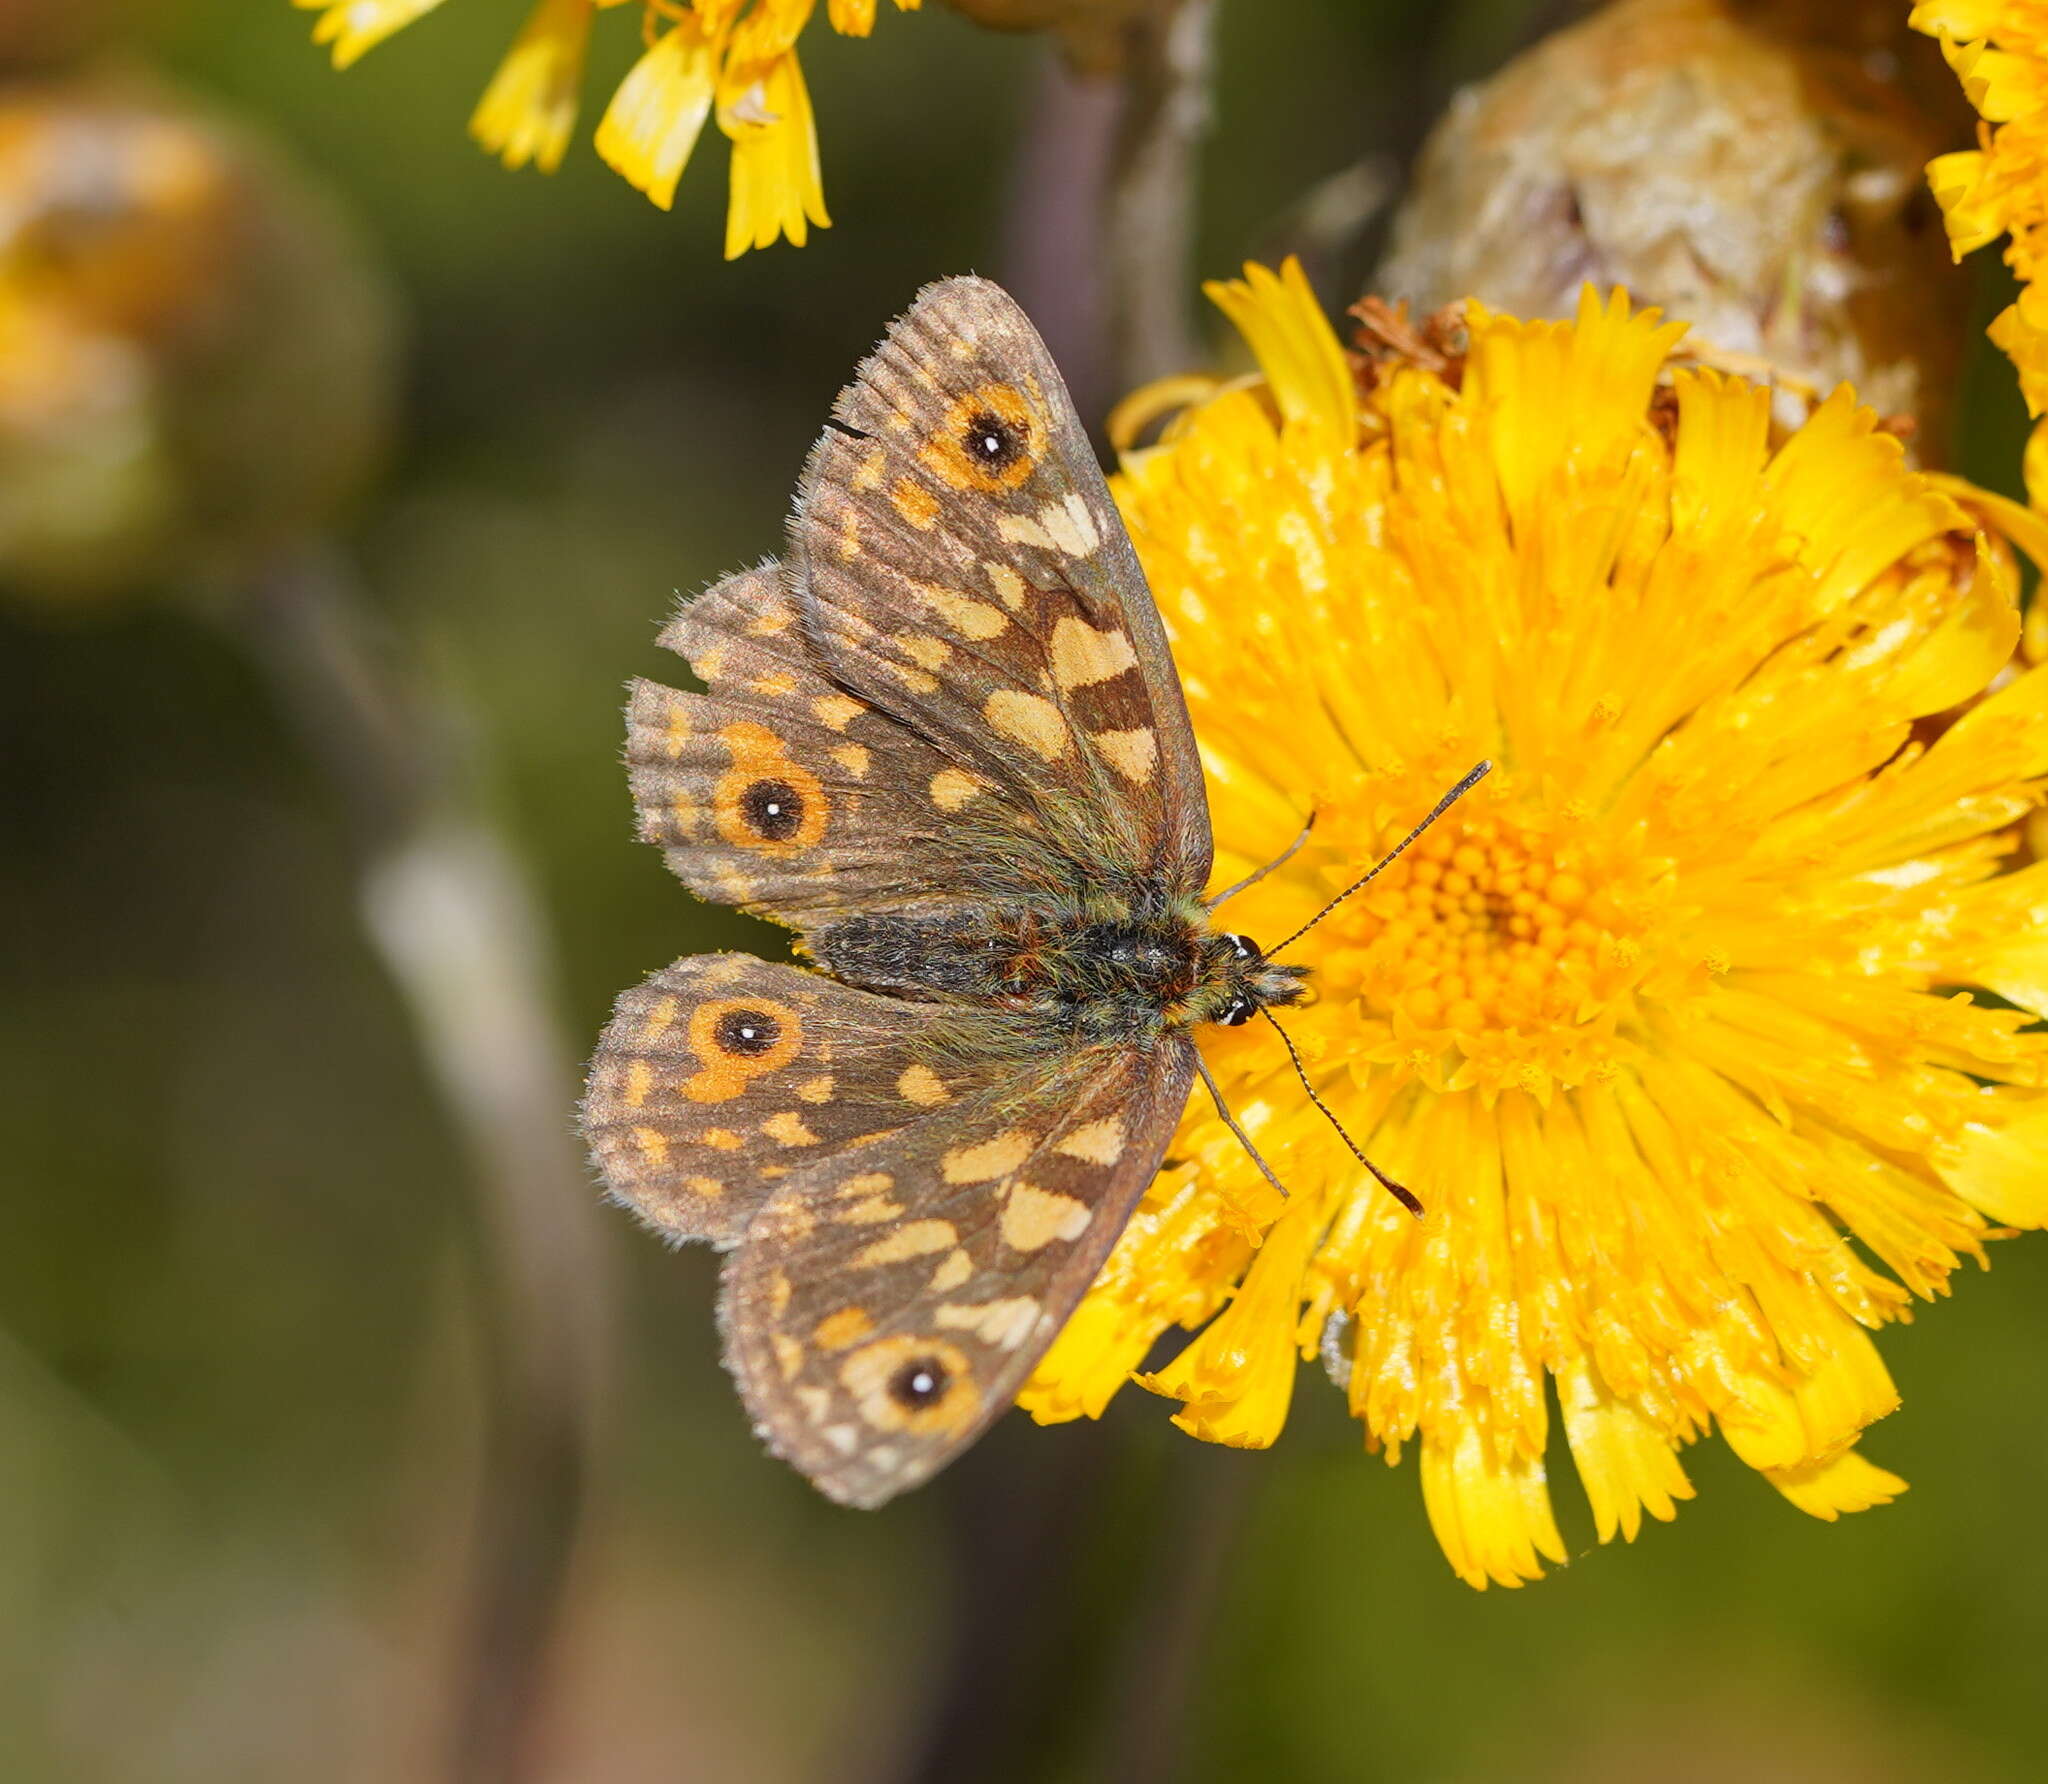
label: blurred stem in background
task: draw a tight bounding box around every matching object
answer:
[236,547,610,1784]
[0,62,609,1784]
[979,0,1217,407]
[1102,0,1215,388]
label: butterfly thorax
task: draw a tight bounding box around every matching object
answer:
[808,898,1306,1042]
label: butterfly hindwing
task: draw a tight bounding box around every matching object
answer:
[720,1035,1198,1506]
[583,953,1008,1246]
[788,276,1213,898]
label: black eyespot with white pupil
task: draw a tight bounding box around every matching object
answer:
[889,1357,950,1409]
[740,777,803,841]
[963,409,1022,471]
[714,1008,780,1057]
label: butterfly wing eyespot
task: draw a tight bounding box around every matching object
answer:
[626,563,1058,934]
[737,779,804,842]
[837,1336,980,1435]
[713,724,829,855]
[710,1006,784,1058]
[891,1358,947,1406]
[921,381,1041,492]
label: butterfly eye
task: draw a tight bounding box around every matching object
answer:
[1227,934,1261,962]
[888,1356,951,1409]
[714,1007,782,1057]
[1217,995,1256,1027]
[740,777,805,842]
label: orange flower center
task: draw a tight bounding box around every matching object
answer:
[1312,800,1677,1092]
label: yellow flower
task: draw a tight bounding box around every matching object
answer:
[1912,1,2048,502]
[293,0,921,255]
[1021,260,2048,1589]
[294,0,451,70]
[470,0,598,174]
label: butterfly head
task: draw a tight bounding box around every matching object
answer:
[1206,932,1308,1028]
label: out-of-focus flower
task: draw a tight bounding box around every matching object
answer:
[1023,260,2048,1588]
[1382,0,1970,455]
[1913,1,2048,500]
[0,74,397,603]
[292,0,925,256]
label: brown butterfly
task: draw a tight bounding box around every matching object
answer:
[581,277,1481,1507]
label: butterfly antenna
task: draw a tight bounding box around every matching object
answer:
[1193,1050,1289,1203]
[1267,760,1493,959]
[1207,810,1317,911]
[1260,1009,1423,1218]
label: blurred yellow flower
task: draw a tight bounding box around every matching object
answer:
[292,0,919,256]
[1022,260,2048,1588]
[1913,1,2048,499]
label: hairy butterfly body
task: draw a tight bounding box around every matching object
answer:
[581,278,1306,1507]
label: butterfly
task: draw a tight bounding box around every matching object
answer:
[581,277,1478,1507]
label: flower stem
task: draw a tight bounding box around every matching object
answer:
[1104,0,1216,391]
[237,546,609,1784]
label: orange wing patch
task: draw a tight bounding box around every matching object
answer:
[838,1335,979,1435]
[714,722,830,855]
[920,381,1042,492]
[682,996,805,1103]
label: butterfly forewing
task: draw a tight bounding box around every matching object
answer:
[628,561,1051,927]
[721,1036,1198,1506]
[788,277,1213,898]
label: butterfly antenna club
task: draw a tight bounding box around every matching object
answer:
[1267,760,1492,959]
[1260,1009,1424,1218]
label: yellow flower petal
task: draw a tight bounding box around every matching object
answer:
[1018,1168,1248,1422]
[1201,257,1356,443]
[1420,1422,1569,1591]
[1556,1354,1696,1544]
[594,21,719,211]
[1911,4,2048,521]
[717,51,829,258]
[1766,1449,1909,1520]
[299,0,922,248]
[469,0,595,175]
[296,0,449,70]
[828,0,922,32]
[1936,1089,2048,1225]
[1139,1189,1322,1450]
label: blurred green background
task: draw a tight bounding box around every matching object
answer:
[3,2,2045,1780]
